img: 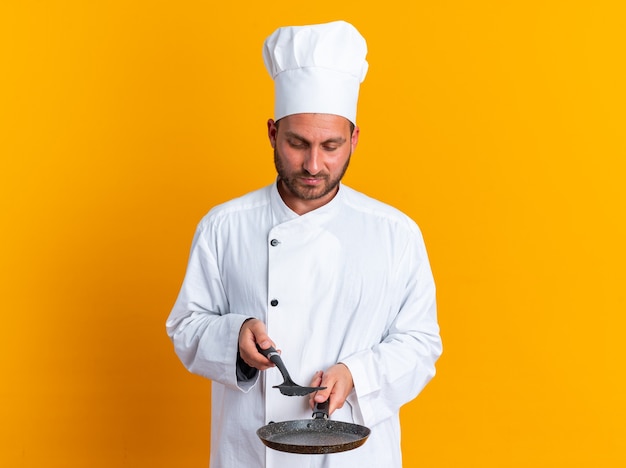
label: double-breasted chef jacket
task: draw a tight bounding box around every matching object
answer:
[166,182,442,468]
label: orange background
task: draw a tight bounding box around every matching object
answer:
[1,1,625,467]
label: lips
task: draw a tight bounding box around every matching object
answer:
[300,177,324,185]
[298,173,328,183]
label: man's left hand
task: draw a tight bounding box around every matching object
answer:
[308,363,354,415]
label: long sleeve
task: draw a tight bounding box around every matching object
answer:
[340,227,442,427]
[165,221,259,392]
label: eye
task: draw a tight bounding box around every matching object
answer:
[287,139,308,149]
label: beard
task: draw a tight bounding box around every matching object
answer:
[274,147,351,201]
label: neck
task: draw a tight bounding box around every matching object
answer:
[276,179,339,215]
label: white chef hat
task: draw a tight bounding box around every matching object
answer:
[262,20,369,125]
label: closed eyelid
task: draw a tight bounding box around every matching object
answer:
[287,138,309,148]
[283,132,308,144]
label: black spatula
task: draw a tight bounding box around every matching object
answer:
[256,344,326,396]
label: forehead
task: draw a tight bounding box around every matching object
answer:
[278,113,351,139]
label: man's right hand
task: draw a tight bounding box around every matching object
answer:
[238,318,277,371]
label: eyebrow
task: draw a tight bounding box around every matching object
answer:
[284,131,347,145]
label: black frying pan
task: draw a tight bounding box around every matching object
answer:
[256,400,371,454]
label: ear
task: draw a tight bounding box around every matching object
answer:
[267,119,277,148]
[351,125,360,152]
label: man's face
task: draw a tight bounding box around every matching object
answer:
[268,113,359,215]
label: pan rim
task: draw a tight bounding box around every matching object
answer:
[256,418,371,454]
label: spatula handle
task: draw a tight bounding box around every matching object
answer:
[256,344,292,381]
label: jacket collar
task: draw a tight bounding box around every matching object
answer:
[270,180,344,226]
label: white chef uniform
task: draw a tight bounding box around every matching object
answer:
[166,182,442,467]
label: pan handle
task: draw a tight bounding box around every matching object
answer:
[312,399,330,420]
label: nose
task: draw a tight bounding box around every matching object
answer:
[303,148,321,175]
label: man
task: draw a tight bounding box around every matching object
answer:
[166,20,442,467]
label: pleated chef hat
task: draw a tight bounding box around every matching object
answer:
[262,20,369,125]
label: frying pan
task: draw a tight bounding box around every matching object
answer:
[256,400,371,454]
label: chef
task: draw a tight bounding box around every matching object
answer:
[166,20,442,468]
